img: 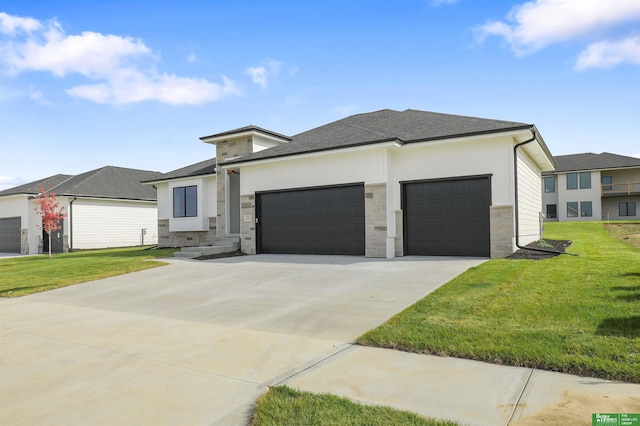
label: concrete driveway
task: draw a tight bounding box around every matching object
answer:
[0,254,484,425]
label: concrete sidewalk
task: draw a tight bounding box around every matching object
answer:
[283,345,640,426]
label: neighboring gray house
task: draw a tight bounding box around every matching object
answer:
[0,166,162,254]
[542,152,640,222]
[145,109,556,258]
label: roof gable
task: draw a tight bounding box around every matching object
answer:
[224,109,532,165]
[143,157,217,183]
[0,167,161,200]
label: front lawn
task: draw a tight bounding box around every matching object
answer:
[358,222,640,383]
[250,386,459,426]
[0,246,178,297]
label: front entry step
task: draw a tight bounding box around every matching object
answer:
[173,238,240,258]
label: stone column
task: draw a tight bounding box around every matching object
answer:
[240,194,256,254]
[490,205,515,258]
[215,138,253,238]
[365,183,388,258]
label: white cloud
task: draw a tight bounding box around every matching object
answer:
[187,53,197,63]
[575,36,640,70]
[475,0,640,66]
[0,12,240,105]
[245,59,283,89]
[0,12,41,34]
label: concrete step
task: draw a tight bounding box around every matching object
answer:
[173,238,241,258]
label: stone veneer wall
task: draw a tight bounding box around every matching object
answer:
[157,218,217,247]
[490,205,514,258]
[215,138,253,238]
[20,229,28,254]
[240,194,256,254]
[365,183,387,257]
[394,210,403,257]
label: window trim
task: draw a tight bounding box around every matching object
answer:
[580,201,592,217]
[173,185,198,218]
[619,202,637,217]
[567,202,579,217]
[579,172,591,189]
[566,173,578,190]
[543,176,556,193]
[546,204,557,219]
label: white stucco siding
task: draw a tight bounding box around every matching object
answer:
[71,199,158,249]
[156,183,171,220]
[516,150,543,245]
[165,176,216,232]
[240,148,387,194]
[391,136,514,208]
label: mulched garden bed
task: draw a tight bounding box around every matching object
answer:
[507,239,572,260]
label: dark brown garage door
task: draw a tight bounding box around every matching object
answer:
[256,184,365,255]
[403,176,491,257]
[0,217,21,253]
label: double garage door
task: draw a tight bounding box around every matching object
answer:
[255,177,491,257]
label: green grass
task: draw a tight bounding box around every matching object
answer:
[250,386,459,426]
[358,222,640,383]
[0,246,178,297]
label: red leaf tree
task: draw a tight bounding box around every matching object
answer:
[34,185,67,258]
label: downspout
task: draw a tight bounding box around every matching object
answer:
[69,197,77,251]
[513,130,563,255]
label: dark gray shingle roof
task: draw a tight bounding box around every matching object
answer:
[142,157,216,183]
[225,109,533,165]
[0,174,73,197]
[0,167,162,200]
[546,152,640,173]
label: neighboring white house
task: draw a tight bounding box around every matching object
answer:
[542,152,640,222]
[144,109,556,258]
[0,166,161,254]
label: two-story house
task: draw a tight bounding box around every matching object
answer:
[542,152,640,222]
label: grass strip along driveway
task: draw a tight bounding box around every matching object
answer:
[250,386,459,426]
[0,246,177,297]
[359,222,640,383]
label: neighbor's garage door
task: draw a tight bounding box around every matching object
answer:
[0,217,21,253]
[257,184,365,255]
[403,177,491,257]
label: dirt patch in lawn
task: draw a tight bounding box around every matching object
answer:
[507,239,572,260]
[604,223,640,250]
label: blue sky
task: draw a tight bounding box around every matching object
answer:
[1,0,639,190]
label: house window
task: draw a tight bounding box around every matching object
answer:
[173,186,197,217]
[567,202,578,217]
[544,176,555,193]
[602,176,612,191]
[619,202,637,217]
[567,173,578,190]
[546,204,557,219]
[579,172,591,189]
[580,201,592,217]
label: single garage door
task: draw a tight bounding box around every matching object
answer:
[403,176,491,257]
[257,184,365,255]
[0,217,21,253]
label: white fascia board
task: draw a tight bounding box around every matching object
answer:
[64,195,157,204]
[225,140,403,169]
[142,173,217,186]
[548,165,640,174]
[201,130,289,145]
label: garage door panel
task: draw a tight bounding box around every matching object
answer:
[404,177,491,257]
[0,217,21,253]
[258,185,365,255]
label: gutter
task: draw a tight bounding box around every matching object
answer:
[513,130,566,256]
